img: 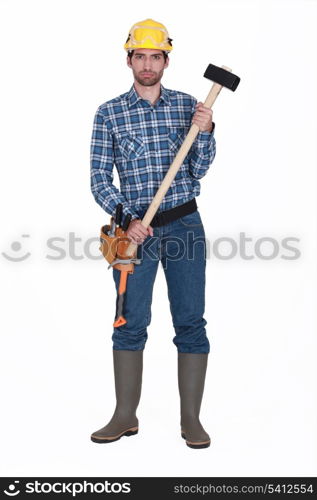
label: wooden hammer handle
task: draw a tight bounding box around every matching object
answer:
[126,66,232,257]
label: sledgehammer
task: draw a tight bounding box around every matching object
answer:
[126,63,240,257]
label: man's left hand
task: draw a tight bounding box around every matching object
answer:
[192,102,213,132]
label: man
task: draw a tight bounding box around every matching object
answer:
[90,19,216,448]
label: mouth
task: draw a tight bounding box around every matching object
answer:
[141,72,155,77]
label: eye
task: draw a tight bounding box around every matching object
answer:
[153,55,161,60]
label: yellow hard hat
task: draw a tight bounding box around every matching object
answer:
[124,18,173,52]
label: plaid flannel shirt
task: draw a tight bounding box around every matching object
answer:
[90,84,216,220]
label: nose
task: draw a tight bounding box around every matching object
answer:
[143,57,153,71]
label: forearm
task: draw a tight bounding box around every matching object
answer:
[189,127,216,180]
[90,173,138,220]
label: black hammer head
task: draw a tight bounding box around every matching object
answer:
[204,64,240,91]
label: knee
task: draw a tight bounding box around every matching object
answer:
[112,326,148,351]
[173,318,210,354]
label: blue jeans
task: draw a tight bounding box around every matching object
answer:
[112,210,209,354]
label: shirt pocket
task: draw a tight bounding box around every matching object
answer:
[168,127,186,153]
[117,130,145,160]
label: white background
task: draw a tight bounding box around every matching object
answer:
[0,0,316,477]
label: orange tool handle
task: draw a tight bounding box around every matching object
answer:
[113,270,129,327]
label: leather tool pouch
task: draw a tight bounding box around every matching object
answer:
[99,219,135,273]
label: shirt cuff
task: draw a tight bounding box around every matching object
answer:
[111,204,139,222]
[197,121,215,139]
[194,122,216,151]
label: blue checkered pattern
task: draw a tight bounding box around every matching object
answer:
[90,85,216,220]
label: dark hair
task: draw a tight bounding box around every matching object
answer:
[127,50,169,62]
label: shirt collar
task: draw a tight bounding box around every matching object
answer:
[127,85,141,108]
[159,85,171,106]
[127,84,171,108]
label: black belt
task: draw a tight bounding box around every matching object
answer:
[147,198,197,227]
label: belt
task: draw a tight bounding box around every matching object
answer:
[148,198,197,227]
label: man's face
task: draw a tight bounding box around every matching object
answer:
[127,49,169,87]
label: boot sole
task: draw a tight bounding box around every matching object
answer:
[181,432,210,449]
[91,427,138,444]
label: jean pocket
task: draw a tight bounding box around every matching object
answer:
[179,210,203,227]
[118,131,145,160]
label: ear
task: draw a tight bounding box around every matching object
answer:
[127,55,132,68]
[164,56,169,69]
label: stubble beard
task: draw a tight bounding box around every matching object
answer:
[133,69,164,87]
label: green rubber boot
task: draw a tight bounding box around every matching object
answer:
[91,350,143,444]
[178,353,211,449]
